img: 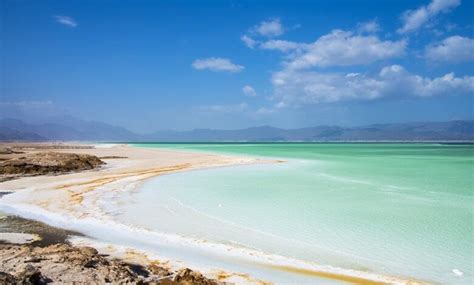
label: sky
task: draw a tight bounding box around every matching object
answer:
[1,0,473,133]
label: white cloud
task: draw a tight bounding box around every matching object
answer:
[192,58,244,73]
[260,40,305,52]
[196,103,248,113]
[241,35,258,48]
[272,65,474,105]
[254,19,284,37]
[241,14,474,110]
[242,85,257,97]
[284,30,406,69]
[241,19,288,49]
[425,35,474,63]
[254,101,287,115]
[357,20,381,34]
[54,15,78,28]
[397,0,460,34]
[275,101,287,109]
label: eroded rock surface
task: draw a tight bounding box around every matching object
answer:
[0,243,224,284]
[0,152,105,176]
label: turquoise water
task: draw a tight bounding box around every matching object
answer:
[123,143,473,284]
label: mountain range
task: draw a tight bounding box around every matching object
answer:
[1,117,473,142]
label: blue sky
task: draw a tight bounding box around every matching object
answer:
[1,0,473,132]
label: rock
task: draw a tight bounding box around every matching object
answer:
[0,152,105,176]
[83,259,99,268]
[80,246,99,256]
[27,271,51,285]
[0,272,17,283]
[148,263,173,277]
[14,263,51,284]
[0,147,14,154]
[173,268,221,285]
[24,257,45,263]
[0,243,224,284]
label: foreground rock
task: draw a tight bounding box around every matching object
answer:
[0,152,105,176]
[0,147,15,155]
[0,243,223,284]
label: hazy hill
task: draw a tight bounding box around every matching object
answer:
[0,118,473,142]
[0,118,138,141]
[146,121,474,141]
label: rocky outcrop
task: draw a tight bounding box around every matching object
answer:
[0,243,223,284]
[0,152,105,176]
[174,268,223,285]
[0,147,14,155]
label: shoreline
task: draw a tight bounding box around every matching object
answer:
[0,143,425,284]
[0,214,223,284]
[0,143,276,284]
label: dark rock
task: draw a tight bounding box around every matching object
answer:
[174,268,221,285]
[24,257,45,263]
[0,152,105,176]
[0,271,17,283]
[83,259,99,268]
[0,147,14,154]
[27,271,52,285]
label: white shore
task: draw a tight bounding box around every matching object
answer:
[0,144,425,285]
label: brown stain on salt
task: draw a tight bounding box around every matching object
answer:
[54,163,192,204]
[268,264,427,285]
[213,270,273,285]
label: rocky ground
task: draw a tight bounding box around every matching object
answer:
[0,151,105,181]
[0,243,223,285]
[0,216,225,285]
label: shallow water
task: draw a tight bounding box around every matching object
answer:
[116,143,474,284]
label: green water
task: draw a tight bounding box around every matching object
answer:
[128,143,473,284]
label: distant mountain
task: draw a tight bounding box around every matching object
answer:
[0,124,46,141]
[145,120,474,142]
[0,117,139,141]
[0,118,473,142]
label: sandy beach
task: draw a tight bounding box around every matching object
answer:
[0,143,264,219]
[0,143,272,284]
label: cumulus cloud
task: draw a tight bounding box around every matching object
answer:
[283,30,406,69]
[241,19,289,49]
[260,39,305,52]
[357,20,381,34]
[254,19,284,37]
[397,0,460,34]
[241,35,258,48]
[54,15,78,28]
[192,58,244,73]
[242,85,257,97]
[425,35,474,63]
[272,65,474,105]
[250,27,404,67]
[240,13,473,110]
